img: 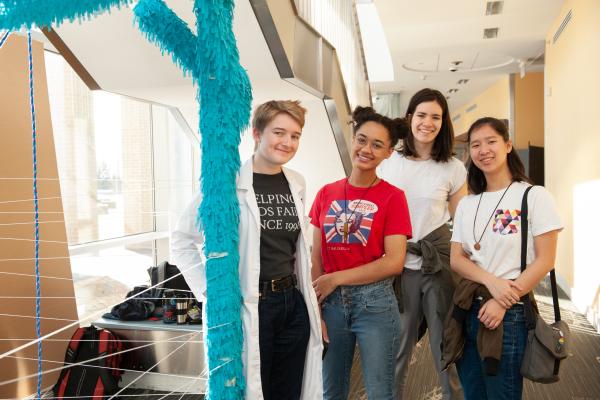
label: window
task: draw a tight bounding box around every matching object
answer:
[45,51,198,321]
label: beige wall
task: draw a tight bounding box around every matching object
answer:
[266,0,296,67]
[545,0,600,330]
[451,76,510,136]
[0,35,79,397]
[514,72,544,149]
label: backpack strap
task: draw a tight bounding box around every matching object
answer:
[65,327,86,362]
[96,329,121,392]
[52,327,89,396]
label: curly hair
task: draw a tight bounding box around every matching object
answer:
[352,106,409,147]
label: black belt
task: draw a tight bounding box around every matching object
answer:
[259,274,297,298]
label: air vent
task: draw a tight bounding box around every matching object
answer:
[452,114,462,122]
[457,79,469,85]
[483,28,499,39]
[485,1,504,15]
[466,104,478,113]
[553,9,572,44]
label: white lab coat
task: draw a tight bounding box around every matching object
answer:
[171,159,323,400]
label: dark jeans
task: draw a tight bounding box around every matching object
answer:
[457,300,527,400]
[259,286,310,400]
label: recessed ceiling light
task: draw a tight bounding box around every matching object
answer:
[483,28,499,39]
[448,88,459,93]
[485,1,504,16]
[457,79,469,84]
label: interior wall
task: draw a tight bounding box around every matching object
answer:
[514,71,544,149]
[0,35,79,397]
[451,76,510,136]
[265,0,296,68]
[545,0,600,330]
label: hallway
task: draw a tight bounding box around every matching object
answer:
[348,277,600,399]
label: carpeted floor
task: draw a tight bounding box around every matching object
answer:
[347,277,600,400]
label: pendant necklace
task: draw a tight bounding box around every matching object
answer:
[343,176,378,242]
[472,181,514,251]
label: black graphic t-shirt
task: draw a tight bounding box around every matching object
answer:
[253,172,301,281]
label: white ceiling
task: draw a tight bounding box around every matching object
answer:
[51,0,303,127]
[372,0,564,113]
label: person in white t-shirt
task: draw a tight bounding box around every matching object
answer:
[378,88,467,400]
[450,117,563,400]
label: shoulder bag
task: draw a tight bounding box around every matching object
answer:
[519,185,570,383]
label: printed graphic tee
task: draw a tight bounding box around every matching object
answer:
[253,172,301,281]
[309,178,412,273]
[451,182,563,279]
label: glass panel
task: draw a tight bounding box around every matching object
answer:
[151,105,196,233]
[45,52,154,244]
[70,241,155,321]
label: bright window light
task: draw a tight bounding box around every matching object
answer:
[356,2,394,83]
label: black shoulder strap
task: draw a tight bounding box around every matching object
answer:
[519,186,534,273]
[520,185,561,325]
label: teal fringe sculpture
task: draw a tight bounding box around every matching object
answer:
[0,0,132,31]
[1,0,251,398]
[134,1,251,399]
[0,0,252,400]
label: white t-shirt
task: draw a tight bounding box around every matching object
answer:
[378,152,467,270]
[451,181,563,280]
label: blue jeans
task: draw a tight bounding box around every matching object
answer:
[259,286,310,400]
[457,300,527,400]
[322,278,400,400]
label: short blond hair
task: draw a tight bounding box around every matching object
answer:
[252,100,307,133]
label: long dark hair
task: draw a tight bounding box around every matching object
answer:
[352,106,409,148]
[467,117,531,194]
[400,88,454,162]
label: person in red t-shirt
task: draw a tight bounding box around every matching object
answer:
[310,106,412,399]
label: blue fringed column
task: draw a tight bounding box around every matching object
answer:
[195,1,251,398]
[134,0,251,398]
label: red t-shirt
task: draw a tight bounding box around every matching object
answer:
[309,178,412,273]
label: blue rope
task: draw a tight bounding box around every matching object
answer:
[0,30,10,48]
[27,31,43,399]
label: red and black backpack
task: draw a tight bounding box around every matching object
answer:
[53,326,124,399]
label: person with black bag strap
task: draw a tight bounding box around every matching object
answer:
[449,117,563,399]
[519,187,570,383]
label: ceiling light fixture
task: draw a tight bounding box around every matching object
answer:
[449,61,462,72]
[485,1,504,16]
[457,79,469,84]
[448,88,459,93]
[483,28,499,39]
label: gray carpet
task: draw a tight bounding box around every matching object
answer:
[348,277,600,400]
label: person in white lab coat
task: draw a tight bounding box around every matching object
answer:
[171,100,323,400]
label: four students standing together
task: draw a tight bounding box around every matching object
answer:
[174,92,562,400]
